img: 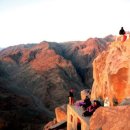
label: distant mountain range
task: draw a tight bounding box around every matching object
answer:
[0,35,115,129]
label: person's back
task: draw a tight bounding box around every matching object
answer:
[119,27,126,35]
[82,100,101,117]
[119,27,127,42]
[82,96,91,109]
[84,97,91,104]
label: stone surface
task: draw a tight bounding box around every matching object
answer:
[67,105,90,130]
[81,89,90,100]
[120,97,130,105]
[55,104,67,122]
[90,106,130,130]
[91,39,130,105]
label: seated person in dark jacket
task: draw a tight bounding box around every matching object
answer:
[81,96,91,110]
[82,100,101,117]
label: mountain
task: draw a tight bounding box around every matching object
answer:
[0,35,115,128]
[0,63,53,130]
[91,38,130,105]
[0,42,84,111]
[60,35,115,88]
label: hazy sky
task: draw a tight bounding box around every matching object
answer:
[0,0,130,47]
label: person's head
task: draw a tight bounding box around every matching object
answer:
[93,100,97,107]
[70,89,74,92]
[121,27,124,30]
[93,100,101,107]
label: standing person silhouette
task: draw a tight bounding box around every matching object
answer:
[69,89,74,105]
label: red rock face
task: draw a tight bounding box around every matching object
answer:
[91,39,130,105]
[90,106,130,130]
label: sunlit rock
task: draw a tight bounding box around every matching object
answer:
[55,104,67,122]
[90,106,130,130]
[91,39,130,105]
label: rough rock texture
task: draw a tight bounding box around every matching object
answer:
[90,106,130,130]
[55,104,67,122]
[91,39,130,105]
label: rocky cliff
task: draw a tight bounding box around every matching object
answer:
[91,38,130,105]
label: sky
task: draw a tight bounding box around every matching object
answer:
[0,0,130,48]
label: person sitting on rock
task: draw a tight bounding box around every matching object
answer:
[119,27,126,35]
[81,95,92,110]
[82,100,101,117]
[119,27,127,42]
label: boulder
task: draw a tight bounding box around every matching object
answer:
[55,104,67,123]
[43,118,57,130]
[90,106,130,130]
[81,89,90,100]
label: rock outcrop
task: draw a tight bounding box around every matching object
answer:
[55,104,67,123]
[43,118,57,130]
[44,104,67,130]
[90,106,130,130]
[91,39,130,105]
[80,89,90,100]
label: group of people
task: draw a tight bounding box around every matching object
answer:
[80,95,101,117]
[67,27,127,117]
[68,89,101,117]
